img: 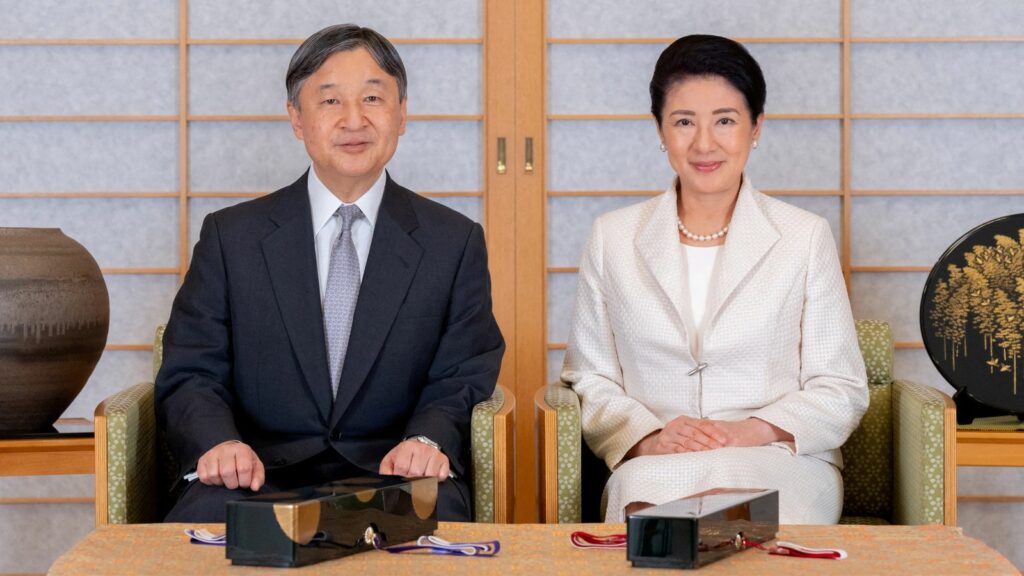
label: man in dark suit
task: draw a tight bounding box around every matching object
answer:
[156,24,504,522]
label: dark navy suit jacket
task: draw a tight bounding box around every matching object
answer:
[155,171,504,488]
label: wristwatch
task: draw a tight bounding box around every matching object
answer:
[405,435,457,479]
[407,435,441,451]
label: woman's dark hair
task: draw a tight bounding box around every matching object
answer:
[650,34,766,124]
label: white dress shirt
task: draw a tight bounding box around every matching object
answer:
[309,166,386,304]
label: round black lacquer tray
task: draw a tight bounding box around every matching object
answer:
[920,213,1024,424]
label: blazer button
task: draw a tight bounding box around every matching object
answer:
[272,458,287,467]
[331,431,341,441]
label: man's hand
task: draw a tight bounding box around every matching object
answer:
[196,440,265,491]
[379,439,451,481]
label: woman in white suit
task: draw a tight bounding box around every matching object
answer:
[562,35,869,523]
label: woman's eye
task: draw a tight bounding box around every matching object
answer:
[717,117,736,125]
[674,118,692,127]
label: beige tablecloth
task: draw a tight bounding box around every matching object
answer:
[49,522,1017,575]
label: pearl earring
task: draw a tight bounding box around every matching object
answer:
[752,140,759,149]
[659,142,666,152]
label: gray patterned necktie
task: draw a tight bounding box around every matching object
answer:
[324,204,363,399]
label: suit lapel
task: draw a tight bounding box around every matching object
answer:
[703,179,780,327]
[635,188,697,340]
[261,173,334,424]
[330,176,423,426]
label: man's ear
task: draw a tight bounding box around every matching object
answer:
[286,101,304,140]
[398,97,408,136]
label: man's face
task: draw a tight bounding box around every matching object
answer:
[287,48,407,196]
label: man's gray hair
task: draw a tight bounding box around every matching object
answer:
[286,24,407,108]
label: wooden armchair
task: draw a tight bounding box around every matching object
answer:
[536,320,957,525]
[95,326,515,525]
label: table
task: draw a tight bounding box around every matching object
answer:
[957,416,1024,467]
[49,522,1017,575]
[0,419,94,477]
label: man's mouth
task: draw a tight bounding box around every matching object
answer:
[336,141,371,152]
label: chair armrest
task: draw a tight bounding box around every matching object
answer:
[94,382,159,526]
[891,379,957,526]
[535,383,582,523]
[471,384,515,523]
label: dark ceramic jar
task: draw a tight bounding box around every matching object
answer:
[0,228,109,431]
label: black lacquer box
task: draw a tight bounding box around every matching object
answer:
[226,475,438,567]
[626,488,778,569]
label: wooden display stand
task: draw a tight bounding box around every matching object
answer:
[957,416,1024,467]
[0,419,94,477]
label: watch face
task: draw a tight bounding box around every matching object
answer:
[920,213,1024,414]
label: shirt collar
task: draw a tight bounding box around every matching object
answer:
[308,165,386,235]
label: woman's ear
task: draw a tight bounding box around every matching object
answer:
[752,113,765,142]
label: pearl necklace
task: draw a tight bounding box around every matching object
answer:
[677,219,729,242]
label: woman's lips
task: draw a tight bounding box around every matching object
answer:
[691,161,722,173]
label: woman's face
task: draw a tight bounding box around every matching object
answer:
[657,75,762,198]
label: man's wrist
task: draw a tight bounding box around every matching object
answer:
[403,436,457,479]
[405,435,441,451]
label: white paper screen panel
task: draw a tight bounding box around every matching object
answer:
[547,195,650,267]
[0,0,177,39]
[851,272,929,343]
[0,198,179,268]
[547,272,578,344]
[0,122,178,192]
[188,121,309,191]
[548,0,839,38]
[852,44,1024,114]
[894,349,956,397]
[62,350,155,424]
[388,121,483,191]
[851,120,1024,190]
[105,275,180,344]
[851,196,1024,267]
[852,0,1024,36]
[188,0,482,39]
[548,43,840,115]
[0,46,178,115]
[0,503,93,573]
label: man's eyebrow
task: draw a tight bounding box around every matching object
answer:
[317,78,386,91]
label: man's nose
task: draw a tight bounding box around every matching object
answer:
[338,102,366,129]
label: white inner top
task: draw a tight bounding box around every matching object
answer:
[684,244,720,327]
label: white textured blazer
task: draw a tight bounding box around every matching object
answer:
[562,178,869,471]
